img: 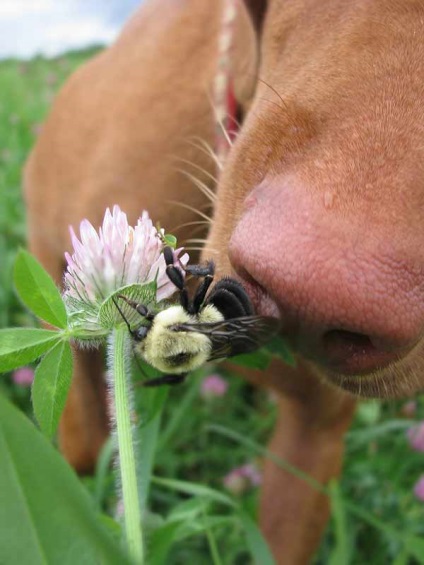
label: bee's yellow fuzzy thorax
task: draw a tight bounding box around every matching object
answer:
[139,305,222,374]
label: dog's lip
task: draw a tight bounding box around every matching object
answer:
[293,329,408,376]
[320,347,399,376]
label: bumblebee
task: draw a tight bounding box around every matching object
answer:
[116,247,280,386]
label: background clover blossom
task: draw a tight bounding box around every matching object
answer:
[414,475,424,502]
[63,205,188,332]
[407,422,424,453]
[223,463,262,495]
[12,366,35,387]
[400,400,417,418]
[200,374,228,400]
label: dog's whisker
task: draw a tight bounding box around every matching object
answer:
[257,77,289,111]
[208,91,232,142]
[168,200,213,223]
[185,136,222,170]
[183,246,208,252]
[257,97,287,113]
[185,238,209,245]
[175,169,216,203]
[172,157,218,184]
[171,224,209,241]
[215,113,233,148]
[227,112,242,131]
[171,220,211,232]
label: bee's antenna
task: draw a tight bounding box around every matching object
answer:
[111,295,135,336]
[117,294,155,321]
[111,296,153,383]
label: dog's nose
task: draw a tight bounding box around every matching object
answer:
[228,178,424,375]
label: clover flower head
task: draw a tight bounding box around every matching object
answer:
[63,205,188,335]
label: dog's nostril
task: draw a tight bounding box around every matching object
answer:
[323,329,374,355]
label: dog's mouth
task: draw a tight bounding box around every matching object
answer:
[318,329,401,376]
[305,331,423,398]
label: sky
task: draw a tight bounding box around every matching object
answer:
[0,0,142,59]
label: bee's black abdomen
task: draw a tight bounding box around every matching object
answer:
[206,277,254,319]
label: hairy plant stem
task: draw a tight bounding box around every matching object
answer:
[111,326,143,563]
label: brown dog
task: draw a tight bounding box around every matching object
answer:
[24,0,424,562]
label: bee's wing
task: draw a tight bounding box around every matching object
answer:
[174,316,281,360]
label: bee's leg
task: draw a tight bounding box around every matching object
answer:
[191,266,215,314]
[163,246,190,310]
[142,373,187,387]
[179,260,215,313]
[184,261,215,278]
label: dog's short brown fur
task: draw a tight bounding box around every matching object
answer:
[25,1,424,562]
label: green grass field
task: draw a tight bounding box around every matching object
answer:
[1,49,424,564]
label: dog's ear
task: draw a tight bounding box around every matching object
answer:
[242,0,268,33]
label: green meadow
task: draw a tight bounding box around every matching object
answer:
[1,49,424,564]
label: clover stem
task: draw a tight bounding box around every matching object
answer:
[110,326,143,563]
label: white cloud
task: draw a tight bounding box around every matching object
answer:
[0,0,54,18]
[31,17,117,58]
[0,0,140,59]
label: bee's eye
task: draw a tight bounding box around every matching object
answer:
[166,352,192,366]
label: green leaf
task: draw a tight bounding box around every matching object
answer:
[203,504,224,565]
[0,328,61,372]
[154,223,177,249]
[151,476,237,508]
[346,419,411,451]
[14,249,67,328]
[158,370,201,450]
[163,234,177,249]
[328,480,349,565]
[0,393,130,565]
[393,550,410,565]
[239,511,275,565]
[94,438,116,510]
[342,499,424,561]
[32,340,73,438]
[404,536,424,564]
[168,498,212,523]
[265,335,296,366]
[230,349,272,370]
[355,400,381,425]
[135,375,168,427]
[148,521,182,565]
[148,512,234,565]
[138,403,166,509]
